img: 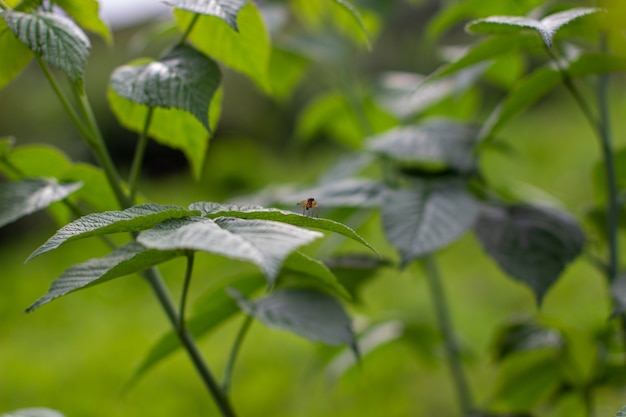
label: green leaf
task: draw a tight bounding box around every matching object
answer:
[128,273,265,387]
[27,204,199,261]
[189,201,378,255]
[367,121,479,173]
[175,2,271,92]
[268,47,309,102]
[1,408,66,417]
[0,17,33,89]
[0,136,16,158]
[0,144,72,179]
[491,318,563,361]
[475,204,585,303]
[164,0,247,31]
[467,7,603,49]
[279,251,351,300]
[283,178,386,208]
[110,44,221,132]
[1,10,90,83]
[137,216,322,281]
[490,350,562,413]
[0,179,81,229]
[53,0,112,44]
[107,87,222,179]
[229,287,357,349]
[382,178,479,266]
[615,406,626,417]
[332,0,371,49]
[27,242,182,312]
[60,163,119,212]
[568,53,626,77]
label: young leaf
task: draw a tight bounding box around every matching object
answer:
[382,178,479,266]
[0,17,33,89]
[475,204,585,304]
[164,0,247,31]
[279,251,351,300]
[229,287,357,349]
[0,408,66,417]
[189,201,378,255]
[1,11,90,83]
[175,2,272,92]
[27,242,183,312]
[53,0,112,44]
[110,44,221,132]
[0,179,82,229]
[367,121,479,173]
[27,204,199,261]
[467,7,602,49]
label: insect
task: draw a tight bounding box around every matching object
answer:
[297,197,318,218]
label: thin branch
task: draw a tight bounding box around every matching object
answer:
[222,315,253,395]
[128,107,154,203]
[178,14,200,46]
[179,252,195,331]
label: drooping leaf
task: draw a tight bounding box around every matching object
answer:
[367,121,480,173]
[0,408,66,417]
[0,17,33,89]
[279,251,351,299]
[0,179,81,229]
[331,0,371,49]
[475,204,585,303]
[189,201,378,255]
[229,287,357,350]
[175,2,272,92]
[53,0,111,43]
[27,204,199,261]
[1,11,90,83]
[128,272,265,388]
[164,0,247,31]
[110,44,221,132]
[382,178,479,266]
[27,242,183,312]
[107,87,222,179]
[467,7,603,49]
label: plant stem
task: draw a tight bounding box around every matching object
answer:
[143,267,238,417]
[0,0,10,10]
[178,14,200,46]
[222,315,253,395]
[421,255,473,416]
[179,252,194,331]
[128,107,154,203]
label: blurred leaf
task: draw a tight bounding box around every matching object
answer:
[475,204,585,303]
[0,17,33,89]
[0,408,65,417]
[108,87,222,179]
[53,0,111,44]
[27,242,182,312]
[467,8,603,49]
[60,163,119,212]
[190,201,378,255]
[0,178,81,229]
[611,274,626,317]
[110,45,221,132]
[164,0,246,31]
[279,251,351,299]
[592,147,626,201]
[568,53,626,77]
[331,0,371,49]
[490,350,562,413]
[0,136,15,158]
[616,406,626,417]
[128,273,264,388]
[491,318,563,361]
[277,178,386,208]
[1,11,90,84]
[382,178,479,266]
[138,216,322,281]
[229,287,357,350]
[0,144,71,179]
[325,254,391,300]
[27,203,199,261]
[367,121,479,174]
[268,47,308,102]
[484,53,525,89]
[175,2,271,92]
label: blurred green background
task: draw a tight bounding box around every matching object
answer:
[2,0,626,416]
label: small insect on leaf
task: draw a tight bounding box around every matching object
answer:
[297,197,318,218]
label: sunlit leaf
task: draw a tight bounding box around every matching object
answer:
[382,178,479,266]
[164,0,246,31]
[110,44,221,132]
[27,242,182,312]
[175,2,271,92]
[475,204,585,303]
[0,408,66,417]
[0,178,81,229]
[189,201,378,255]
[367,121,479,173]
[0,17,33,89]
[1,10,90,83]
[229,287,357,350]
[27,204,199,261]
[467,7,602,49]
[53,0,112,43]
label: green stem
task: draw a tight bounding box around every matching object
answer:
[128,107,154,203]
[143,268,238,417]
[178,14,200,46]
[421,255,473,415]
[222,315,253,395]
[0,0,10,10]
[179,252,194,331]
